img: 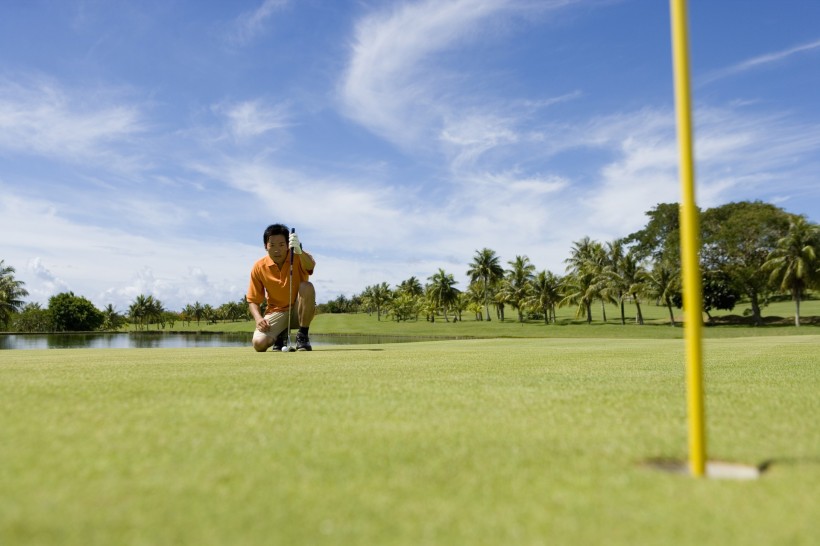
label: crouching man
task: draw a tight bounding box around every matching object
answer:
[247,223,316,351]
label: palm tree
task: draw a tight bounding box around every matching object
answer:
[192,301,205,326]
[427,268,459,322]
[363,283,393,321]
[129,294,150,330]
[526,270,562,324]
[202,304,216,324]
[603,240,627,324]
[763,217,819,327]
[465,282,486,320]
[466,248,505,322]
[559,270,597,323]
[397,276,424,298]
[101,304,125,330]
[565,237,610,322]
[387,292,420,322]
[0,260,29,329]
[145,296,165,329]
[502,255,536,322]
[621,251,649,325]
[492,290,507,321]
[646,260,680,326]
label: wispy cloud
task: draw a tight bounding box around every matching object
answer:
[214,99,292,141]
[699,38,820,85]
[227,0,289,46]
[339,0,574,150]
[0,188,255,309]
[579,104,820,234]
[0,76,146,168]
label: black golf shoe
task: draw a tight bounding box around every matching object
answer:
[272,331,287,352]
[295,332,312,351]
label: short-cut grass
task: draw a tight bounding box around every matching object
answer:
[148,297,820,339]
[1,336,818,545]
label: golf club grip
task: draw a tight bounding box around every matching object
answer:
[290,227,295,264]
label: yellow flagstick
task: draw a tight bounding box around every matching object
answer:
[669,0,707,477]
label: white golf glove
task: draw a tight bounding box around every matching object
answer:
[289,232,303,254]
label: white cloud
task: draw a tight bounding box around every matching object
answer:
[215,99,292,141]
[340,0,573,150]
[227,0,290,46]
[699,38,820,86]
[0,76,146,168]
[579,104,820,235]
[0,188,256,311]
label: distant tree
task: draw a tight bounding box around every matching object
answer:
[645,261,681,326]
[388,292,420,322]
[623,203,684,265]
[49,292,104,332]
[763,217,819,327]
[672,270,740,322]
[701,201,791,326]
[492,291,506,321]
[202,304,217,324]
[560,270,597,323]
[620,252,649,325]
[0,260,29,329]
[362,283,393,321]
[564,237,613,322]
[129,295,149,330]
[192,301,205,326]
[12,303,51,332]
[101,304,126,330]
[464,282,485,321]
[323,294,353,314]
[501,255,536,323]
[218,299,246,322]
[145,296,165,329]
[602,240,628,324]
[162,311,177,329]
[466,248,505,322]
[527,270,562,324]
[180,304,194,326]
[563,238,605,323]
[427,269,459,322]
[397,276,424,298]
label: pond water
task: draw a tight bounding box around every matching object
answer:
[0,332,440,350]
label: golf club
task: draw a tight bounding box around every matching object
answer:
[282,227,296,352]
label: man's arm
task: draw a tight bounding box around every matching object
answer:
[299,251,315,272]
[249,301,268,332]
[289,231,315,272]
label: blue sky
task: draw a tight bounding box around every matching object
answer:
[2,0,819,311]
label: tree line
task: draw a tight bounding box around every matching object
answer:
[0,285,253,333]
[2,201,818,332]
[321,201,820,327]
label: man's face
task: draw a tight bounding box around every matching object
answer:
[266,234,288,263]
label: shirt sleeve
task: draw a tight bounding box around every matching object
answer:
[246,263,265,305]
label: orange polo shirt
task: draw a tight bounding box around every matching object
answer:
[246,251,314,312]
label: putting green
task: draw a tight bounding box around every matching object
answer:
[1,337,817,545]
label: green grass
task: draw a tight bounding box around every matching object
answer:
[143,297,820,340]
[1,336,818,545]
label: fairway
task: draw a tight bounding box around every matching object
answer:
[1,337,818,545]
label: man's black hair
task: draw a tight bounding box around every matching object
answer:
[263,223,290,246]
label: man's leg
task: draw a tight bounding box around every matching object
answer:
[296,281,316,351]
[297,281,316,327]
[252,311,288,352]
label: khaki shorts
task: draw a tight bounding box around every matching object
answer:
[252,307,299,345]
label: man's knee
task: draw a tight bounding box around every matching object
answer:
[299,281,315,302]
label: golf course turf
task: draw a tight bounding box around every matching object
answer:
[1,335,818,545]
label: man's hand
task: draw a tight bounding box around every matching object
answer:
[289,232,303,254]
[256,316,269,332]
